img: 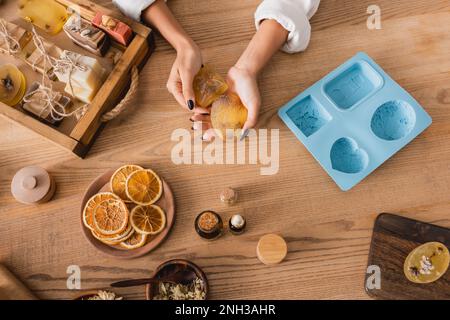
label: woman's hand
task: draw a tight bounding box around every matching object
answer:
[167,41,203,111]
[139,0,203,110]
[226,66,261,138]
[190,19,289,141]
[190,65,261,141]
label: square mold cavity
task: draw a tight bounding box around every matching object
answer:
[324,61,383,110]
[286,95,332,137]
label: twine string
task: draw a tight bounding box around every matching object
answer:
[27,27,89,121]
[0,19,21,55]
[2,24,139,122]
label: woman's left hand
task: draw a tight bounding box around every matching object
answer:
[166,41,203,111]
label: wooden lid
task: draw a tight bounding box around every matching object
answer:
[257,234,287,265]
[11,166,52,204]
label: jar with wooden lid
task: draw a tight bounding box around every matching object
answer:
[195,210,223,241]
[11,166,56,204]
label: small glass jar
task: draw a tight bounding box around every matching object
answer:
[195,211,223,240]
[229,214,246,235]
[220,187,238,206]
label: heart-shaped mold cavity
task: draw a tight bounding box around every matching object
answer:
[286,95,332,137]
[371,100,416,141]
[330,137,369,174]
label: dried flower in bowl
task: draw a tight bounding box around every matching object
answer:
[153,278,206,300]
[86,290,123,300]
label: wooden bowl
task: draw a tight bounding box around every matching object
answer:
[80,169,176,259]
[73,291,100,300]
[145,259,209,300]
[72,290,123,300]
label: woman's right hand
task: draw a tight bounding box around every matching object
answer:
[166,40,203,111]
[190,66,262,142]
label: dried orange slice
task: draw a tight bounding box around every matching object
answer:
[125,169,163,205]
[130,205,166,235]
[91,223,133,245]
[110,165,143,202]
[83,192,119,231]
[93,198,129,235]
[119,231,148,250]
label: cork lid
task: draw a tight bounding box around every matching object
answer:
[11,166,52,204]
[257,234,288,265]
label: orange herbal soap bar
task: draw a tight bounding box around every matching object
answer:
[19,0,68,35]
[211,93,248,139]
[92,13,133,46]
[193,65,228,108]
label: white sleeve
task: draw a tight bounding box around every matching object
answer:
[255,0,320,54]
[112,0,158,21]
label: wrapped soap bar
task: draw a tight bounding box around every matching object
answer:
[64,15,110,56]
[21,38,62,80]
[54,51,106,103]
[0,19,33,55]
[193,65,229,108]
[22,82,72,125]
[63,84,98,104]
[19,0,68,35]
[54,51,105,84]
[92,13,133,46]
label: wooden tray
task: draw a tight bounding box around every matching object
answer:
[365,213,450,299]
[80,169,176,259]
[0,0,154,158]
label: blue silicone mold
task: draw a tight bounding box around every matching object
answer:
[278,52,432,191]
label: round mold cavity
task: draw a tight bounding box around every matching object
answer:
[330,137,369,174]
[371,100,416,141]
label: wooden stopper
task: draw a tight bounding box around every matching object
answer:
[257,234,287,265]
[11,166,55,204]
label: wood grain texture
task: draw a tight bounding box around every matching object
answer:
[366,214,450,300]
[0,0,450,300]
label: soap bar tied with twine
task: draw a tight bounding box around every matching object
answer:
[1,20,140,123]
[24,27,139,122]
[24,26,140,123]
[24,26,90,121]
[0,19,22,55]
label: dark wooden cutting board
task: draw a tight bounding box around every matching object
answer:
[365,213,450,300]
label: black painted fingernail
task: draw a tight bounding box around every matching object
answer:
[187,100,194,110]
[240,129,250,141]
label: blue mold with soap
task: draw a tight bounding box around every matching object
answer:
[278,52,432,191]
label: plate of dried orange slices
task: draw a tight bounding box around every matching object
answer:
[80,165,175,259]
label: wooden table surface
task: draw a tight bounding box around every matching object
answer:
[1,0,450,300]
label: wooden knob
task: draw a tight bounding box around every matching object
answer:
[22,176,37,190]
[257,234,287,265]
[11,166,55,204]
